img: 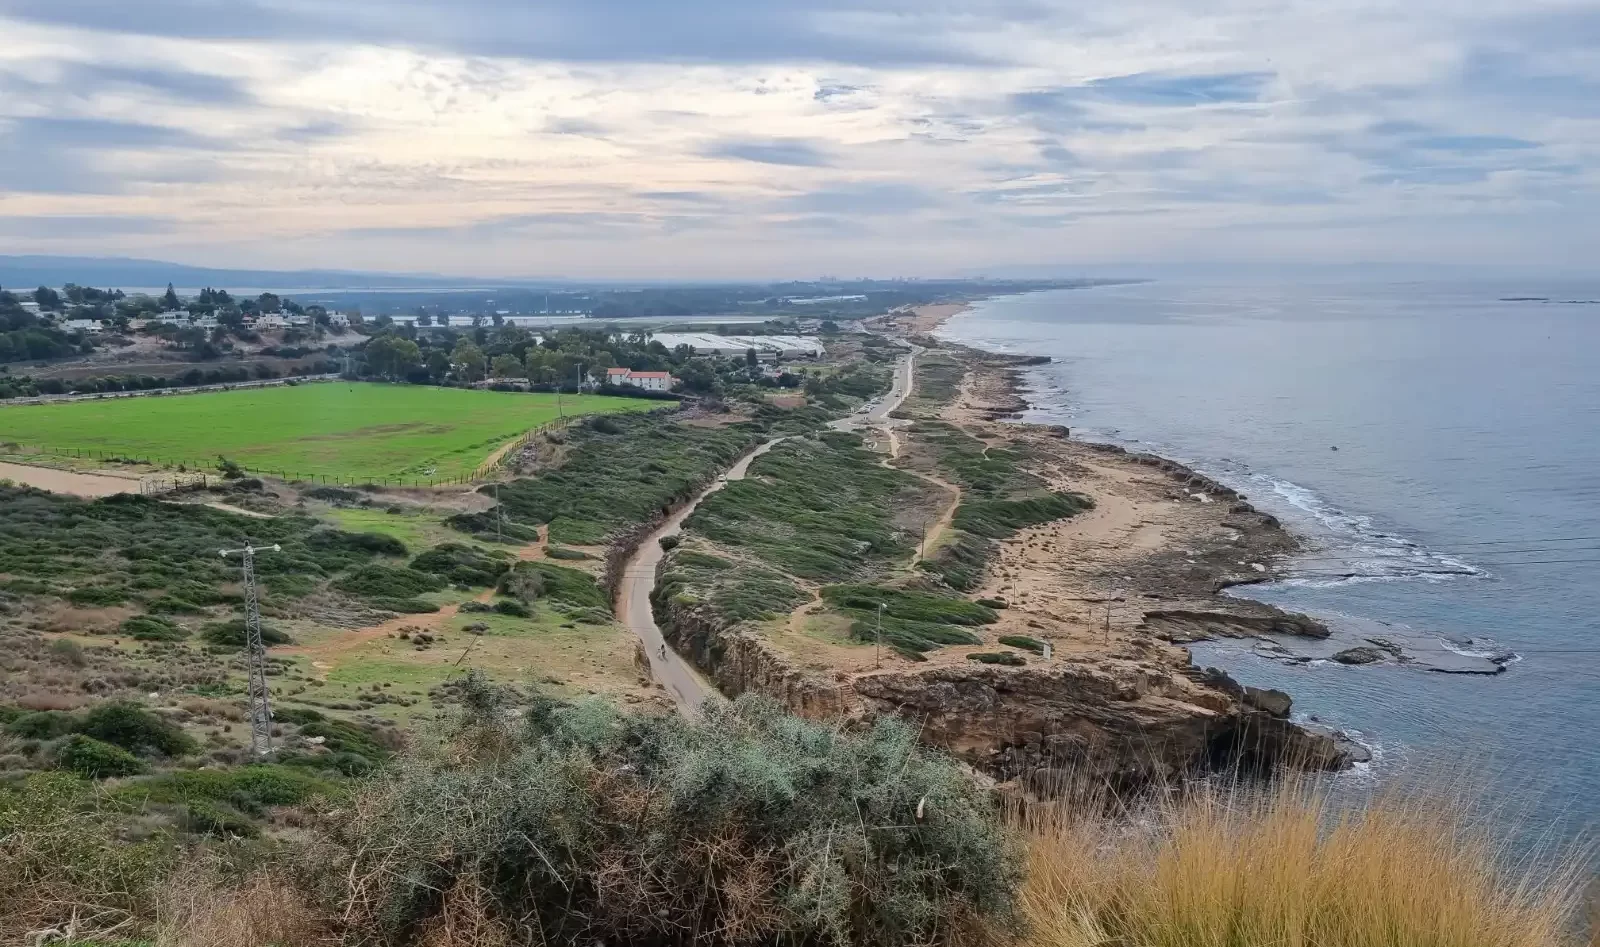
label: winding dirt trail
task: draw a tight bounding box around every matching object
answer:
[618,345,924,716]
[616,439,786,715]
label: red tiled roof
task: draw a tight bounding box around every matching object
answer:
[606,367,630,375]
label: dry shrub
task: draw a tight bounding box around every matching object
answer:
[1016,777,1592,947]
[14,691,89,712]
[178,696,245,722]
[414,877,514,947]
[154,861,335,947]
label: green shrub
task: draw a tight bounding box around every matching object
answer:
[498,560,608,610]
[334,564,446,601]
[997,634,1045,654]
[180,800,258,837]
[967,651,1026,666]
[953,492,1092,539]
[917,531,993,592]
[118,615,188,641]
[339,687,1019,947]
[201,619,292,648]
[67,585,127,606]
[492,599,531,617]
[145,595,205,614]
[445,510,540,543]
[409,543,510,587]
[820,585,996,659]
[79,701,197,757]
[56,735,144,779]
[7,709,80,740]
[658,534,681,551]
[543,544,593,561]
[976,597,1008,609]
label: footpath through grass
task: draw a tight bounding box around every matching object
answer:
[0,381,657,482]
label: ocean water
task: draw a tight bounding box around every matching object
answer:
[938,280,1600,849]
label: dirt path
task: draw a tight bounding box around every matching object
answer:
[617,439,788,715]
[0,461,140,497]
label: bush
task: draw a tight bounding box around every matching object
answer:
[953,492,1092,540]
[336,687,1019,947]
[79,701,197,757]
[498,560,608,610]
[543,544,593,561]
[201,619,291,648]
[997,634,1045,654]
[820,584,994,660]
[658,534,681,551]
[67,585,127,606]
[334,564,446,601]
[492,599,531,617]
[55,734,144,779]
[181,800,258,837]
[119,615,188,641]
[918,531,993,592]
[7,709,80,740]
[968,651,1026,666]
[409,543,510,587]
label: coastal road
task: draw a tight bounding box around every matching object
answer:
[617,344,920,716]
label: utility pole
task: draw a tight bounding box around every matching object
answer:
[875,602,886,668]
[221,542,281,756]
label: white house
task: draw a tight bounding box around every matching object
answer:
[62,318,104,334]
[602,367,675,391]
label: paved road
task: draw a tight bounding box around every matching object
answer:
[618,343,921,716]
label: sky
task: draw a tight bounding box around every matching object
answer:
[0,0,1596,279]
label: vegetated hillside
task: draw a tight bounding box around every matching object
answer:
[1,682,1587,947]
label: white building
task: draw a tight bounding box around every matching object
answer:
[61,318,104,334]
[603,367,675,391]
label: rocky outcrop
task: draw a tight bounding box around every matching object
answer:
[654,588,1359,792]
[1141,607,1332,641]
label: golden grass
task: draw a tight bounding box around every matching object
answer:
[1014,779,1594,947]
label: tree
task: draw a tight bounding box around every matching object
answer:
[820,320,840,333]
[491,353,524,379]
[746,347,759,369]
[257,292,281,313]
[161,283,181,311]
[452,339,487,382]
[416,313,433,327]
[366,335,422,379]
[33,286,62,310]
[491,313,505,327]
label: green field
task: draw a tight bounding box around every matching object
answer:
[0,382,660,482]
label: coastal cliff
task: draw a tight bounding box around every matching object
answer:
[653,588,1362,789]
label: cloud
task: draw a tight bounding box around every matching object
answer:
[703,138,832,167]
[0,215,177,238]
[778,182,938,215]
[1084,72,1273,107]
[1,0,1597,274]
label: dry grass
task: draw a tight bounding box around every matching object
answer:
[1013,778,1594,947]
[154,861,335,947]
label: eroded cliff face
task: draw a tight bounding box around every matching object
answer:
[653,593,1360,791]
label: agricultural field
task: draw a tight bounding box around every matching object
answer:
[0,381,660,482]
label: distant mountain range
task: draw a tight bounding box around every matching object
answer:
[0,255,576,292]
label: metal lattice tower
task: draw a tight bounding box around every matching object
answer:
[222,543,280,756]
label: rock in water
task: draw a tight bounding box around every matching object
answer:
[1244,685,1293,718]
[1332,646,1385,665]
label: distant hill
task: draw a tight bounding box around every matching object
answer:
[0,255,569,293]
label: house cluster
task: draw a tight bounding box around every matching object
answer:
[599,367,676,391]
[46,309,351,335]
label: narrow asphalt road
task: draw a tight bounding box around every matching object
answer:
[617,342,919,716]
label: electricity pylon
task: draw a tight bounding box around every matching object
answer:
[221,542,280,755]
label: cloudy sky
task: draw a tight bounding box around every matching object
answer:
[0,0,1595,278]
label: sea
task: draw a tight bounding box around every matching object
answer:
[937,279,1600,853]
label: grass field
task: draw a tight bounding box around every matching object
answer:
[0,382,659,482]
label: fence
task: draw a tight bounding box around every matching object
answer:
[470,417,578,481]
[140,472,211,496]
